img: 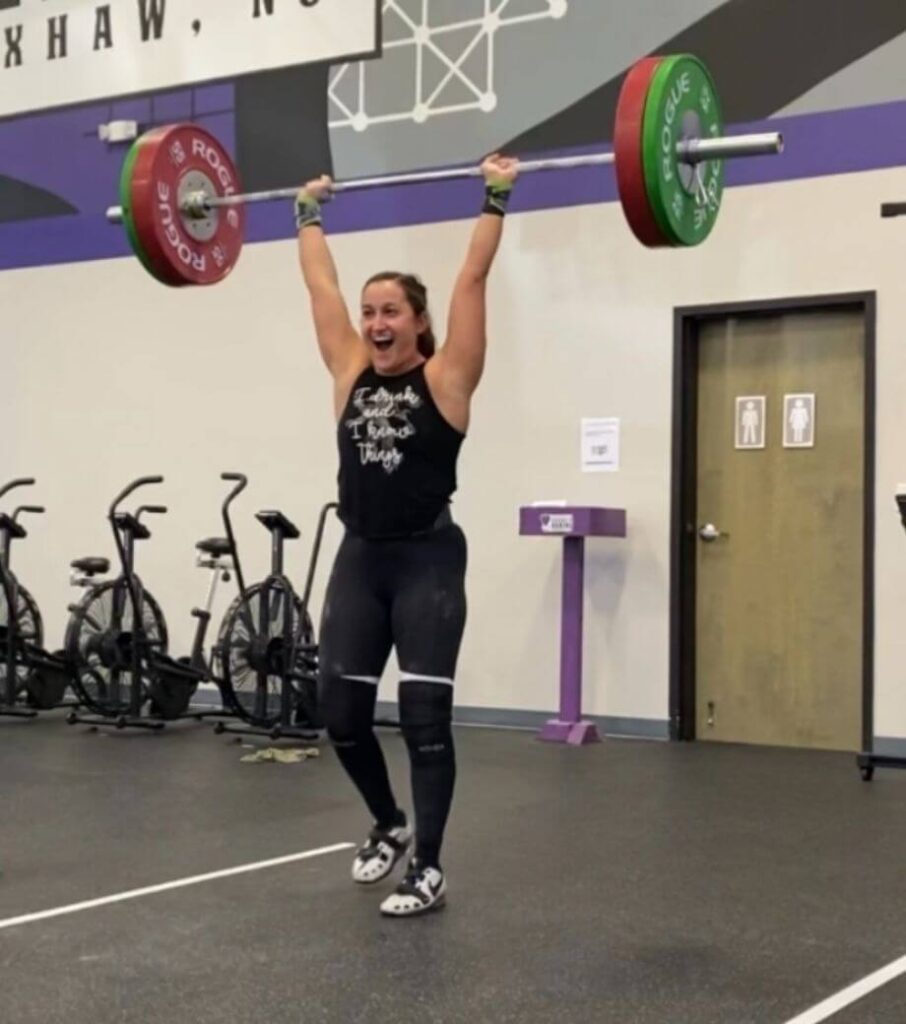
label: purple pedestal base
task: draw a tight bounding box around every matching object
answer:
[537,719,600,746]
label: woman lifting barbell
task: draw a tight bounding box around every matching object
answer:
[295,154,519,917]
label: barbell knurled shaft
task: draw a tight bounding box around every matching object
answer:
[202,132,782,210]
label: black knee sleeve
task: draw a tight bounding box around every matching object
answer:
[398,680,454,762]
[399,679,455,867]
[318,672,399,828]
[318,672,377,747]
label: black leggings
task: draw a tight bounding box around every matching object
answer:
[318,524,467,868]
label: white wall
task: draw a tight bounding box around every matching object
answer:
[4,166,906,738]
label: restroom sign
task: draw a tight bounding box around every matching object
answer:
[783,393,816,449]
[735,396,766,450]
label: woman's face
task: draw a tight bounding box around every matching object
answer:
[360,279,427,374]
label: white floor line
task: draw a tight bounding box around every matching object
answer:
[782,954,906,1024]
[0,841,355,932]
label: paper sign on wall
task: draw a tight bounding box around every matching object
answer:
[581,418,620,472]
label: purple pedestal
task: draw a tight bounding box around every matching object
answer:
[519,506,627,746]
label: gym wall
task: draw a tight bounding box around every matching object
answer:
[3,1,906,744]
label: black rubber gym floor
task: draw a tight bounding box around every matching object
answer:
[1,711,904,1023]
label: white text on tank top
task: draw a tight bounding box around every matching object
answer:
[344,383,423,474]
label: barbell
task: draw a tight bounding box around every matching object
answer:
[106,53,784,287]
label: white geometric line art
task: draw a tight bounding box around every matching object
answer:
[329,0,568,132]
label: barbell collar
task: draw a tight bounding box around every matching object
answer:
[676,132,784,162]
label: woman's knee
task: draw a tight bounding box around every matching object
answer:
[398,678,454,763]
[319,671,378,744]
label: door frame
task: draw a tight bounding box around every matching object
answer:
[669,292,877,745]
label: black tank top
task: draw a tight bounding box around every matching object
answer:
[336,362,465,539]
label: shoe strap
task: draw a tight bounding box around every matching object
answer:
[396,868,441,903]
[363,826,407,854]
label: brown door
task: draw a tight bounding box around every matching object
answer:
[694,307,866,751]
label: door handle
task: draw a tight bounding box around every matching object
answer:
[698,523,729,542]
